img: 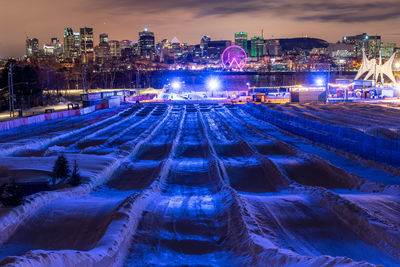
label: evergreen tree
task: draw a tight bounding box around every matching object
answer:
[52,154,70,185]
[69,160,82,186]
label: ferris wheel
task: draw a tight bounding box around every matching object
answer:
[221,45,247,71]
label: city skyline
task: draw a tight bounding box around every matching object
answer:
[2,0,400,58]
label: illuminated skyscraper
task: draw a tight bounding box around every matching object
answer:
[95,34,110,61]
[120,40,134,58]
[381,43,396,58]
[25,38,39,57]
[343,33,381,58]
[250,36,264,58]
[207,40,231,59]
[265,39,281,57]
[120,40,131,49]
[235,32,248,53]
[139,29,155,60]
[63,28,80,58]
[99,33,109,44]
[80,27,94,61]
[51,38,62,56]
[200,36,211,58]
[109,40,121,57]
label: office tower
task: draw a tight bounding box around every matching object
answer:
[200,36,211,58]
[80,27,94,55]
[207,40,231,59]
[250,36,264,58]
[99,33,109,44]
[26,38,39,57]
[380,43,396,58]
[109,40,121,57]
[64,28,80,58]
[343,33,381,58]
[235,32,248,53]
[139,28,155,60]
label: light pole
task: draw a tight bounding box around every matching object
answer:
[207,78,220,98]
[8,64,14,117]
[82,66,88,93]
[325,64,331,103]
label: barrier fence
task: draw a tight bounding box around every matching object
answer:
[242,103,400,166]
[0,105,98,132]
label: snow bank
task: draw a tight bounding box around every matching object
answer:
[295,186,400,261]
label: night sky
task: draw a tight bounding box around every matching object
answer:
[1,0,400,57]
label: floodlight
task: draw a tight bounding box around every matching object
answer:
[171,81,181,90]
[207,78,220,91]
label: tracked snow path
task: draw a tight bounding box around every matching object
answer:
[232,106,400,186]
[0,107,127,144]
[123,106,243,266]
[0,106,138,156]
[0,104,400,266]
[0,105,172,262]
[208,105,400,265]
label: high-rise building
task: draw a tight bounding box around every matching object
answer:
[120,40,131,49]
[235,32,248,53]
[343,33,381,58]
[51,37,59,46]
[73,32,81,57]
[80,27,94,61]
[63,28,80,58]
[327,43,355,58]
[43,44,55,55]
[380,43,396,58]
[250,36,264,58]
[120,40,134,59]
[94,44,110,60]
[131,42,139,56]
[158,39,173,62]
[26,38,39,57]
[50,37,62,56]
[200,36,211,58]
[193,44,202,59]
[109,40,121,57]
[207,40,231,59]
[99,33,109,44]
[95,33,110,61]
[95,42,110,59]
[265,39,281,56]
[139,29,155,60]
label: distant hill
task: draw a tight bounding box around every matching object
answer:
[276,38,329,51]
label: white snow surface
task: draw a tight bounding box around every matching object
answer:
[0,103,399,266]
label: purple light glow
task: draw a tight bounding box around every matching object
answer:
[221,45,247,71]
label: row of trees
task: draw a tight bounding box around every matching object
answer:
[1,58,157,97]
[0,61,43,111]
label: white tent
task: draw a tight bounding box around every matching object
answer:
[355,49,397,84]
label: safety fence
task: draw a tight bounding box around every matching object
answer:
[0,105,98,132]
[125,94,157,102]
[242,103,400,166]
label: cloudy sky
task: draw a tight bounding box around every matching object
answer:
[1,0,400,57]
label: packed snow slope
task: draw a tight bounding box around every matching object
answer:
[0,103,399,267]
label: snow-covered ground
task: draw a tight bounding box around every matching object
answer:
[0,103,399,266]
